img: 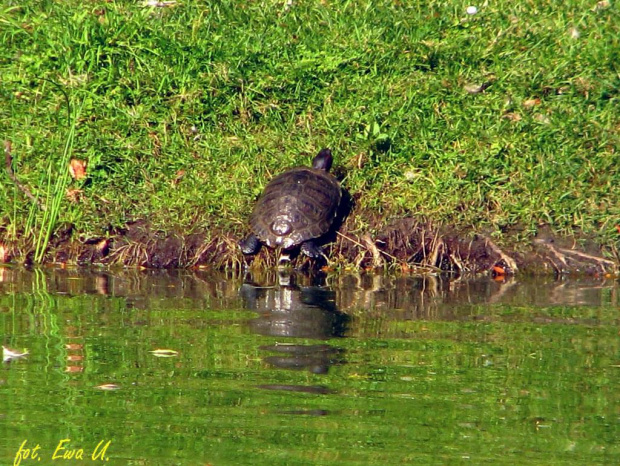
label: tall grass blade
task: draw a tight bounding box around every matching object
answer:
[33,87,83,263]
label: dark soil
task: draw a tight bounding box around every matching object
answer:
[1,217,618,277]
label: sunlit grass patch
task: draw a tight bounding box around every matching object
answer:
[0,0,618,262]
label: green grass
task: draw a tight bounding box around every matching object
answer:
[1,0,618,257]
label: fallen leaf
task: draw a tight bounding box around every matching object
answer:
[150,349,179,357]
[404,170,418,181]
[66,188,83,202]
[464,82,490,94]
[534,113,551,124]
[94,7,106,25]
[593,0,610,11]
[523,98,541,108]
[172,170,186,186]
[502,112,522,121]
[69,159,87,180]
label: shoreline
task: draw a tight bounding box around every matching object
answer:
[1,218,617,277]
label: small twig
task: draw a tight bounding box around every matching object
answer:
[361,233,385,268]
[449,252,466,273]
[555,246,616,268]
[4,140,45,211]
[337,231,397,262]
[424,230,443,267]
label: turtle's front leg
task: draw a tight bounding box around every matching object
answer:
[239,234,262,255]
[300,240,326,260]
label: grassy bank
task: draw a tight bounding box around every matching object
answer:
[1,0,618,266]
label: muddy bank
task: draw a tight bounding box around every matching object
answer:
[0,218,617,277]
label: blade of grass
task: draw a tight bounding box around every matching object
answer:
[33,83,84,263]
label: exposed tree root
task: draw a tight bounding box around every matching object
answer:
[483,236,519,274]
[535,238,617,275]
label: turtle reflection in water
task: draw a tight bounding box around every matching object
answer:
[240,272,349,374]
[239,148,342,263]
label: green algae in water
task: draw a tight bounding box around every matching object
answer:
[0,270,619,465]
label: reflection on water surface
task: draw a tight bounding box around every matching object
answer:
[0,267,618,465]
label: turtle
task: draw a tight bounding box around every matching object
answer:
[240,148,342,262]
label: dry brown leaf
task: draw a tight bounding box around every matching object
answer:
[69,158,87,180]
[66,188,83,202]
[593,0,610,11]
[463,83,485,94]
[94,7,106,24]
[464,79,494,94]
[523,98,541,108]
[502,112,523,121]
[172,170,186,186]
[534,113,551,124]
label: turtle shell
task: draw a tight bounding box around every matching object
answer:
[250,166,342,250]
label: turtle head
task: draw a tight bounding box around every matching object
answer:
[312,148,333,172]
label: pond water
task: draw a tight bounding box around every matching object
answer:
[1,267,618,465]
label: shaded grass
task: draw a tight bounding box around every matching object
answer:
[0,0,618,260]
